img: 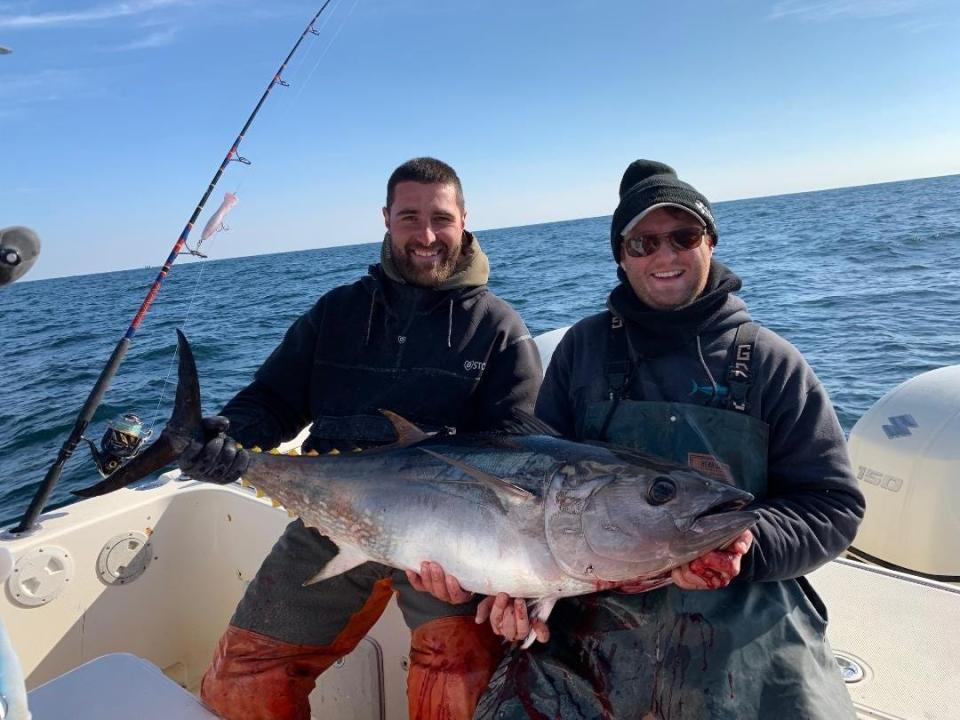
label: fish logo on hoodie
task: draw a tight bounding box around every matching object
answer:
[689,380,729,399]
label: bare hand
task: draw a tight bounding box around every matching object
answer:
[405,561,474,604]
[671,529,753,591]
[475,593,550,644]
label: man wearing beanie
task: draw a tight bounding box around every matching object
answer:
[183,157,542,720]
[475,160,865,719]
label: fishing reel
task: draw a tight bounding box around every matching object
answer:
[83,413,152,478]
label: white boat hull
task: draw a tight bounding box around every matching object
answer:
[3,473,959,719]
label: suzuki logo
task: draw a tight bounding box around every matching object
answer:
[882,414,917,439]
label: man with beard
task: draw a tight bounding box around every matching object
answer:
[471,160,865,719]
[185,157,542,720]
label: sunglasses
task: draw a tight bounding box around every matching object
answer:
[622,227,706,258]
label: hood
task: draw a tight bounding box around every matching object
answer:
[607,259,751,356]
[379,230,490,291]
[359,232,491,347]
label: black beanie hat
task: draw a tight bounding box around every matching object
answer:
[610,160,718,262]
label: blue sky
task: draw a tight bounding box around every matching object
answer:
[2,0,958,280]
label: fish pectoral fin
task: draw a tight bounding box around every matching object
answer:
[302,544,370,586]
[500,410,562,438]
[379,409,434,447]
[529,596,558,624]
[418,448,535,504]
[521,596,559,649]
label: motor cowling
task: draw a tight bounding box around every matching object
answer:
[847,365,960,581]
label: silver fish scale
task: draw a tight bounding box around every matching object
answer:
[236,434,757,599]
[239,443,584,596]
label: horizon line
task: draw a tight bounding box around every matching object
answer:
[14,169,959,284]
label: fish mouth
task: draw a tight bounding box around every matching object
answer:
[696,496,750,519]
[684,493,758,540]
[688,507,759,539]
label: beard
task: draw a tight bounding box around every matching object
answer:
[393,238,463,287]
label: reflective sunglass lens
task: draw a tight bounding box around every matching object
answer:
[625,236,654,257]
[624,228,704,257]
[671,228,704,249]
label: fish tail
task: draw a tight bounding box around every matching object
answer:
[73,329,202,497]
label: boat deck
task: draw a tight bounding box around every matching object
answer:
[3,477,958,719]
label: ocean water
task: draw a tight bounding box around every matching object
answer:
[1,174,958,528]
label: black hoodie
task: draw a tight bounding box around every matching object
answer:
[536,260,865,583]
[222,255,542,454]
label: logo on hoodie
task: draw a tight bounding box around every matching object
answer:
[464,360,486,373]
[689,380,729,399]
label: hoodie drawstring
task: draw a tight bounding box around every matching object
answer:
[447,298,454,348]
[366,286,456,349]
[365,288,378,346]
[695,335,720,404]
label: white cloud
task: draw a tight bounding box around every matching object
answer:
[769,0,922,21]
[0,0,190,29]
[110,26,177,50]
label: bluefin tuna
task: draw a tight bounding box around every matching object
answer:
[76,331,758,644]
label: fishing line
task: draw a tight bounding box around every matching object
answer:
[146,260,209,438]
[138,4,354,436]
[15,0,343,534]
[213,0,349,232]
[275,0,343,113]
[293,0,360,105]
[211,0,357,250]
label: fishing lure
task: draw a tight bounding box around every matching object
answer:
[200,192,239,243]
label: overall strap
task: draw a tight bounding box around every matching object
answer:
[598,313,633,440]
[725,321,760,413]
[604,313,632,401]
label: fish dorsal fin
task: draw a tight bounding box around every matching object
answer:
[380,409,433,447]
[500,410,562,437]
[418,447,535,504]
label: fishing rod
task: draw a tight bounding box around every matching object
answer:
[13,0,336,534]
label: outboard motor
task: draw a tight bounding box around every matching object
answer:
[847,365,960,583]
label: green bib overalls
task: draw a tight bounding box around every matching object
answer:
[477,320,855,720]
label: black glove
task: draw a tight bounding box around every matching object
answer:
[179,416,250,484]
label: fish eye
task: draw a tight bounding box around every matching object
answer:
[647,476,676,506]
